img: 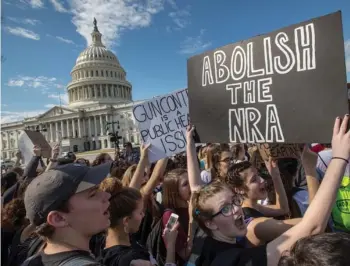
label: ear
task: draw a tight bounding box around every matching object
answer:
[46,211,68,228]
[122,216,130,227]
[204,219,218,231]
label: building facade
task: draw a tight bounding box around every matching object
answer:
[1,19,142,160]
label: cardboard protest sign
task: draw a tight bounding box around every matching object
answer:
[132,89,189,162]
[18,130,52,165]
[257,143,301,161]
[187,11,348,144]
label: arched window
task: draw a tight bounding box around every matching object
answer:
[96,70,99,76]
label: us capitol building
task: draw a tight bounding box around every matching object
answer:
[1,19,143,159]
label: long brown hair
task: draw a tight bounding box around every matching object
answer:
[162,168,187,209]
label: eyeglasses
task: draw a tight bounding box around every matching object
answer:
[211,195,243,218]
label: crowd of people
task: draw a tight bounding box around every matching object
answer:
[1,115,350,266]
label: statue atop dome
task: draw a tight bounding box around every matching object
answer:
[93,17,99,32]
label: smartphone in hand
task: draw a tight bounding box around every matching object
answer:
[166,213,179,230]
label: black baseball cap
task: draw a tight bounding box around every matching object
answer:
[24,162,112,226]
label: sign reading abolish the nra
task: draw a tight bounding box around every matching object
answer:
[187,11,348,144]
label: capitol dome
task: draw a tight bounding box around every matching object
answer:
[67,18,132,109]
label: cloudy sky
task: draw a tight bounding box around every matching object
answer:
[1,0,350,123]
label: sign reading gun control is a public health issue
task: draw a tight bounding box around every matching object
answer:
[133,89,189,162]
[187,11,348,144]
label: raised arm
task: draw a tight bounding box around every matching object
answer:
[22,146,42,179]
[45,144,60,172]
[266,115,350,266]
[129,143,150,190]
[140,157,168,197]
[246,217,301,246]
[257,158,289,217]
[301,146,320,203]
[186,126,203,192]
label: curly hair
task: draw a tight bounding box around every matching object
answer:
[1,198,28,231]
[110,160,130,180]
[225,161,252,196]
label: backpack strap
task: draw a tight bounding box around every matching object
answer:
[318,154,328,169]
[58,255,100,266]
[27,236,45,258]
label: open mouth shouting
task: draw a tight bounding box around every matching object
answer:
[234,215,246,230]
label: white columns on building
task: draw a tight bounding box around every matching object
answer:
[78,118,82,138]
[93,116,97,136]
[66,120,70,138]
[72,119,76,138]
[6,132,9,149]
[88,117,92,138]
[50,123,53,142]
[61,120,65,138]
[99,115,103,136]
[55,122,59,141]
[15,131,19,146]
[83,118,86,137]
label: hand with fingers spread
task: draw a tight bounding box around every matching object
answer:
[264,157,280,178]
[332,114,350,161]
[140,142,151,160]
[186,125,195,144]
[33,145,42,157]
